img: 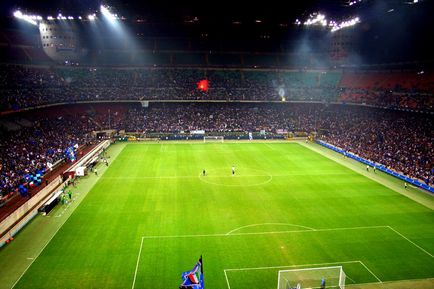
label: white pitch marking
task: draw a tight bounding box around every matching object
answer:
[346,274,357,284]
[131,237,145,289]
[224,260,361,272]
[345,277,434,288]
[141,225,389,239]
[387,226,434,258]
[10,149,116,289]
[11,203,75,288]
[101,172,351,180]
[198,173,273,187]
[225,223,315,235]
[358,261,382,283]
[224,260,383,289]
[223,270,232,289]
[265,143,280,151]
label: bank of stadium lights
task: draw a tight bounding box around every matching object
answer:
[15,8,96,23]
[299,12,360,32]
[348,0,420,6]
[348,0,363,6]
[13,10,40,26]
[304,13,327,26]
[57,13,66,20]
[100,5,118,22]
[406,0,424,4]
[328,20,338,28]
[88,14,97,21]
[14,4,126,24]
[331,16,360,32]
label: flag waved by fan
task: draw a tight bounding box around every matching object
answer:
[179,256,204,289]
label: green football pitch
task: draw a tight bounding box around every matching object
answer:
[2,142,434,289]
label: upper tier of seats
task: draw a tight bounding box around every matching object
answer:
[339,72,434,91]
[0,65,433,112]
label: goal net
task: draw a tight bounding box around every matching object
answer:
[203,136,224,143]
[277,266,346,289]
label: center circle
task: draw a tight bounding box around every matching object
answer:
[198,168,272,187]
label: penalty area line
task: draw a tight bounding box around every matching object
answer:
[387,226,434,258]
[358,260,382,283]
[131,237,145,289]
[141,225,390,239]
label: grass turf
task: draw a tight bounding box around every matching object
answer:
[6,142,434,289]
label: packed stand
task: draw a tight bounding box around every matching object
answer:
[0,102,433,200]
[338,72,434,111]
[2,64,433,111]
[0,113,95,201]
[0,65,342,110]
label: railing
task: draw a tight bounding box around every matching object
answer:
[0,140,111,248]
[0,176,67,248]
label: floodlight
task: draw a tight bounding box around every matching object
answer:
[13,10,37,25]
[13,10,22,18]
[101,5,116,21]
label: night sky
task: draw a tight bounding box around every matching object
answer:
[2,0,434,64]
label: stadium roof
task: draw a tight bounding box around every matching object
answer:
[2,0,434,64]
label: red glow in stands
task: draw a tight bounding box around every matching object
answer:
[197,79,209,92]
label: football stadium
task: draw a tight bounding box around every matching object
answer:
[0,1,433,289]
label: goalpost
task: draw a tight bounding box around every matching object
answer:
[203,136,224,143]
[277,266,346,289]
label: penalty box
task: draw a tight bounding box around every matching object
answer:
[131,225,433,289]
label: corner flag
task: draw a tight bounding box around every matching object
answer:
[179,256,204,289]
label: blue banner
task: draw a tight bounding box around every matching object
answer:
[316,140,434,193]
[65,146,76,162]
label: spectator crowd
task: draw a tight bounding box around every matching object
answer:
[0,114,94,202]
[0,64,433,202]
[1,102,432,201]
[1,65,433,112]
